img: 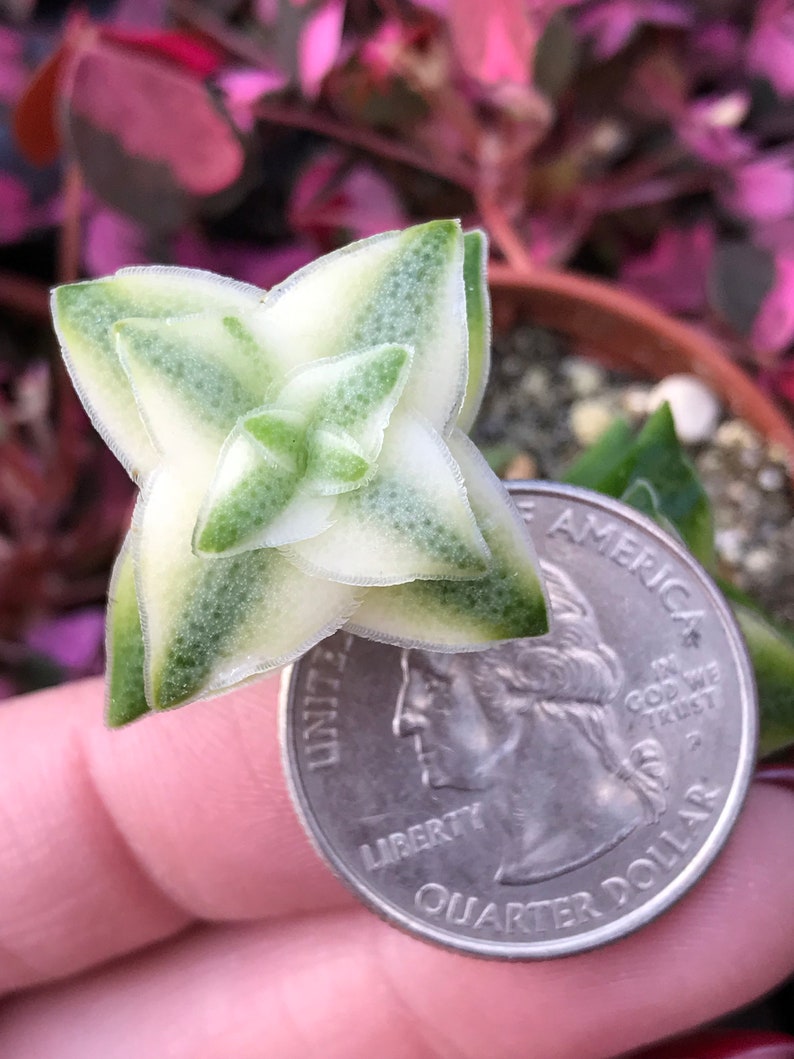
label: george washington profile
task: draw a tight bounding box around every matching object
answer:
[394,561,670,885]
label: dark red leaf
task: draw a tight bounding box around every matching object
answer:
[12,43,70,166]
[99,28,226,79]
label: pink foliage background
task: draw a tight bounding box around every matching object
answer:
[0,0,792,697]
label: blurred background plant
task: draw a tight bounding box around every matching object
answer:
[0,0,792,695]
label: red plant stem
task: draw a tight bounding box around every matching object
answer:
[58,162,83,285]
[252,98,477,191]
[477,194,533,272]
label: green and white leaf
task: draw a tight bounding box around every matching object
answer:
[347,429,548,646]
[304,427,373,495]
[457,230,491,433]
[255,221,468,431]
[115,313,277,468]
[275,343,412,460]
[105,533,149,728]
[51,267,261,480]
[284,414,491,586]
[193,425,334,556]
[134,464,359,711]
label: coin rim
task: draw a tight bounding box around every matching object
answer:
[280,481,758,959]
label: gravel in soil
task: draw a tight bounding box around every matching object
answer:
[473,325,794,627]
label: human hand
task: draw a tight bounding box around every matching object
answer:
[0,678,792,1058]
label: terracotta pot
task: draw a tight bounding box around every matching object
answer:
[489,264,794,477]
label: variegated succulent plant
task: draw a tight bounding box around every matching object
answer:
[52,220,548,726]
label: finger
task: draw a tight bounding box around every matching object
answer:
[1,786,793,1059]
[0,676,351,995]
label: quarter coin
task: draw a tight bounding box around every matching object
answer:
[281,482,757,958]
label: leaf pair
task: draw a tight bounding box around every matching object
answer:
[52,221,548,725]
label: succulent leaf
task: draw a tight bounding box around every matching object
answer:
[105,536,150,727]
[304,428,373,495]
[345,429,548,643]
[51,267,261,480]
[255,221,468,430]
[457,230,492,432]
[135,465,358,710]
[115,313,277,465]
[284,414,491,586]
[275,342,413,458]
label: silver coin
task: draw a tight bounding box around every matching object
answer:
[280,482,757,958]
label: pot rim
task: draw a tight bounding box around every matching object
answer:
[489,262,794,476]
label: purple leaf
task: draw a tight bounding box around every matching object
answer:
[0,27,27,106]
[25,608,105,674]
[449,0,536,86]
[217,68,288,132]
[298,0,346,100]
[691,22,743,77]
[677,93,753,166]
[747,0,794,98]
[83,206,151,276]
[751,255,794,356]
[360,18,413,82]
[289,148,407,243]
[621,224,715,316]
[724,153,794,222]
[174,229,317,288]
[577,0,690,60]
[0,173,33,244]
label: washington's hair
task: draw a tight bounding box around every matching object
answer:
[461,562,669,823]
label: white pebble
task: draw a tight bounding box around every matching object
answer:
[758,465,786,492]
[621,385,651,419]
[504,452,538,480]
[647,374,721,445]
[744,547,775,576]
[570,400,614,446]
[715,527,747,565]
[715,419,761,450]
[563,358,605,398]
[520,366,550,399]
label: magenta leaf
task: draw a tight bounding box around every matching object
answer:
[677,93,752,166]
[25,608,105,674]
[174,229,317,288]
[62,37,245,227]
[747,0,794,98]
[577,0,690,60]
[0,173,34,244]
[298,0,346,100]
[289,148,407,244]
[449,0,535,86]
[724,153,794,222]
[0,27,28,106]
[83,206,151,276]
[751,254,794,356]
[217,68,288,132]
[621,223,715,316]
